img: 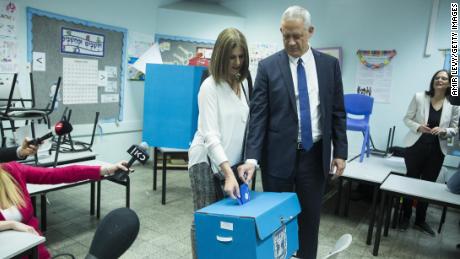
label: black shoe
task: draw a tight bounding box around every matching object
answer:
[399,218,410,231]
[414,222,436,236]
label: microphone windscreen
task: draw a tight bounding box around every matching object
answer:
[54,120,73,136]
[139,142,149,150]
[87,208,140,259]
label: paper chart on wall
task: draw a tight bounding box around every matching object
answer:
[101,93,118,103]
[62,57,98,104]
[355,56,393,103]
[249,43,281,79]
[0,38,18,73]
[105,66,117,78]
[98,70,107,87]
[0,1,17,38]
[105,80,117,92]
[32,52,46,71]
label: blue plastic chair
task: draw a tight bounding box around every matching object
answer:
[344,94,374,162]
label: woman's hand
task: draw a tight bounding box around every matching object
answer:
[431,127,446,136]
[100,161,129,176]
[223,173,240,200]
[417,124,431,134]
[12,221,40,236]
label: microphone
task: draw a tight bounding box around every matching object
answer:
[85,208,140,259]
[110,142,150,181]
[27,120,73,145]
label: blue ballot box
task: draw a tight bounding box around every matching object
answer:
[195,192,301,259]
[143,64,206,149]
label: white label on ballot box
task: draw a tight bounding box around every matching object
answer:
[273,225,287,259]
[220,221,233,231]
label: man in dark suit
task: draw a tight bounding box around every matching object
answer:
[238,5,347,259]
[0,138,39,162]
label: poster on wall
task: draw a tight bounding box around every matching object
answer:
[355,50,397,103]
[317,47,343,69]
[62,57,98,104]
[0,1,16,38]
[249,43,281,79]
[155,34,214,66]
[127,31,155,81]
[0,0,17,73]
[0,38,17,73]
[61,28,105,57]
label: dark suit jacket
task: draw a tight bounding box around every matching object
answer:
[0,146,21,162]
[246,49,348,178]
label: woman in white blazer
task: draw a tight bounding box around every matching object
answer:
[400,69,459,235]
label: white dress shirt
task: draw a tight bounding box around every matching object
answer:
[0,206,23,222]
[188,76,249,171]
[289,47,322,143]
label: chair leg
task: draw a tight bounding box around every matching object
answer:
[359,130,368,162]
[366,128,371,157]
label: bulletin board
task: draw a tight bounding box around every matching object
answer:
[26,8,128,124]
[154,34,214,65]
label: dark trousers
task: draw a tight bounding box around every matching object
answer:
[402,138,445,223]
[262,141,325,259]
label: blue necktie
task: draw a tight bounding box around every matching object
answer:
[297,58,313,150]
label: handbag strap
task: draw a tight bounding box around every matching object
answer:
[240,82,250,162]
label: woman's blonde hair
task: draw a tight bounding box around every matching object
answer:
[209,28,249,84]
[0,167,25,209]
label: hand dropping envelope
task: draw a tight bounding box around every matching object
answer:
[237,183,250,205]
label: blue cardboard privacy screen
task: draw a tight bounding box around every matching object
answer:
[195,192,301,259]
[143,64,206,149]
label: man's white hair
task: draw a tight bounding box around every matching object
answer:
[281,5,311,29]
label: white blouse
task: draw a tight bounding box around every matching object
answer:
[1,206,23,222]
[188,76,249,171]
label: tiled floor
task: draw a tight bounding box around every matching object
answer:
[40,163,460,258]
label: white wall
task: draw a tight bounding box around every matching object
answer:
[8,0,453,161]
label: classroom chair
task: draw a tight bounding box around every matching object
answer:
[344,94,374,162]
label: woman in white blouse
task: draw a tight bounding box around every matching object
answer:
[188,28,250,259]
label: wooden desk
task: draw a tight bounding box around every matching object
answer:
[373,174,460,256]
[336,155,406,245]
[0,230,45,259]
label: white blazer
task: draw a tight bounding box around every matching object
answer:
[403,92,460,155]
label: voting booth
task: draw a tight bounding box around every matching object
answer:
[143,64,206,149]
[195,192,301,259]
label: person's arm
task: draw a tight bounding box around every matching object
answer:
[331,59,348,160]
[198,81,239,198]
[0,138,39,163]
[9,161,128,185]
[330,59,347,176]
[0,221,39,235]
[403,94,427,133]
[0,147,20,162]
[437,105,460,138]
[239,61,270,183]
